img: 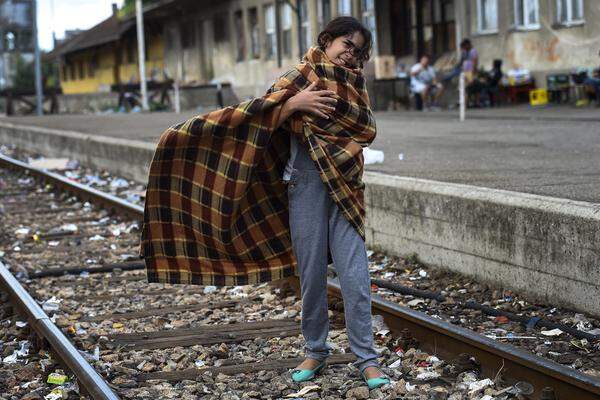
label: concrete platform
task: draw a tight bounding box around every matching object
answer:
[2,104,599,202]
[0,105,599,316]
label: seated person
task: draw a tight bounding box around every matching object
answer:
[410,54,444,110]
[486,59,503,106]
[584,67,600,104]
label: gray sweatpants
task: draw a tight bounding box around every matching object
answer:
[286,136,380,373]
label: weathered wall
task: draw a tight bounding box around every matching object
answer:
[467,0,600,84]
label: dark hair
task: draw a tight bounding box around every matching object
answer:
[460,39,472,49]
[317,16,373,66]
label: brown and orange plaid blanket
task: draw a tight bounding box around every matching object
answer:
[140,46,376,286]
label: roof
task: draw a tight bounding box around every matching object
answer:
[46,0,184,59]
[47,12,134,58]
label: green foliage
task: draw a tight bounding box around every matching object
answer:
[118,0,158,18]
[12,54,59,91]
[13,56,34,91]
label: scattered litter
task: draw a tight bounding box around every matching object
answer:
[418,269,427,278]
[363,147,384,164]
[48,241,60,247]
[376,329,391,337]
[78,346,100,362]
[29,157,72,171]
[15,321,27,328]
[2,341,30,364]
[44,389,67,400]
[42,296,61,312]
[85,174,108,186]
[407,299,425,307]
[109,178,129,189]
[59,223,78,233]
[2,352,18,364]
[47,372,69,385]
[286,385,320,397]
[468,378,494,395]
[398,153,404,160]
[110,228,121,237]
[486,334,537,340]
[194,359,206,368]
[389,359,403,368]
[203,286,218,294]
[14,227,30,237]
[372,314,390,333]
[416,371,440,380]
[88,235,106,241]
[541,328,563,337]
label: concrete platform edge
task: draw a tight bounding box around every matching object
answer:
[1,121,598,316]
[364,172,600,316]
[0,121,155,183]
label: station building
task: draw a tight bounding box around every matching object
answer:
[50,0,600,108]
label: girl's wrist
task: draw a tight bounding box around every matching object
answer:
[286,96,299,112]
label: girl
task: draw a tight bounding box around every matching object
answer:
[141,15,389,391]
[276,17,390,389]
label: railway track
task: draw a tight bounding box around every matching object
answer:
[1,151,599,399]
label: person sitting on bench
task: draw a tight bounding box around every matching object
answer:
[410,54,444,110]
[584,67,600,105]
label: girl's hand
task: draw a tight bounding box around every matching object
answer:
[288,81,337,120]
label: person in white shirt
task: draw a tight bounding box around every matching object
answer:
[410,54,444,110]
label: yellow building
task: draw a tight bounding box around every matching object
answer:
[51,5,165,95]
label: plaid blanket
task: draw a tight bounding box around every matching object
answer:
[140,46,376,286]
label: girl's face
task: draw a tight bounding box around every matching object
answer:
[323,31,365,68]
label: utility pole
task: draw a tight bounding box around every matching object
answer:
[33,0,43,116]
[135,0,149,111]
[455,0,465,121]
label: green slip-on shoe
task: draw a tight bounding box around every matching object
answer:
[360,370,391,390]
[291,360,326,382]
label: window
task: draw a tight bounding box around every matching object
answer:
[69,63,75,80]
[126,41,136,64]
[88,55,97,78]
[361,0,377,56]
[477,0,498,33]
[213,12,229,43]
[264,4,277,59]
[181,24,196,49]
[338,0,352,16]
[62,65,68,82]
[234,10,246,61]
[514,0,539,29]
[281,2,292,57]
[557,0,584,25]
[317,0,331,32]
[299,0,310,55]
[248,8,260,59]
[78,61,84,80]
